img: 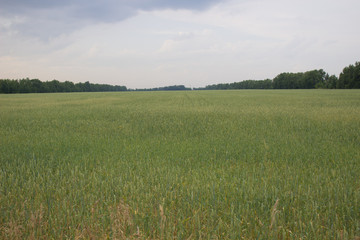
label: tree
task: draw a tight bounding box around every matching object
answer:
[273,72,303,89]
[63,81,76,92]
[338,61,360,89]
[273,70,326,89]
[19,79,32,93]
[0,79,127,93]
[321,74,338,89]
[301,69,326,89]
[0,79,19,93]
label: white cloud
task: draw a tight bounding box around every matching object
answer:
[159,39,177,52]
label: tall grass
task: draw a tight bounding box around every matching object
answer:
[0,90,359,239]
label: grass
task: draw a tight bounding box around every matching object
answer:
[0,90,359,239]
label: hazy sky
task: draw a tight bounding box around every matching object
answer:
[1,0,359,88]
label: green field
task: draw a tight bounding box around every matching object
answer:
[1,90,359,239]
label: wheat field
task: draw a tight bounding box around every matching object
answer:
[1,90,359,239]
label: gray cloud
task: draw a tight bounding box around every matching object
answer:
[0,0,222,40]
[1,0,220,9]
[1,0,222,21]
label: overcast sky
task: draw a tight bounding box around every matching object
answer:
[1,0,359,88]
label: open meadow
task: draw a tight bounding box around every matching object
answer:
[0,90,359,239]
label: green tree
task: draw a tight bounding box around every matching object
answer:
[338,61,360,89]
[273,72,302,89]
[0,79,18,93]
[321,74,338,89]
[301,69,326,89]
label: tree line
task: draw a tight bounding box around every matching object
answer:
[1,61,359,93]
[198,61,359,90]
[0,79,127,93]
[130,85,191,91]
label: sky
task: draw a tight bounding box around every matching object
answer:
[1,0,359,88]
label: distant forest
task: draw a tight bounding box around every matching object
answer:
[130,85,191,91]
[0,61,359,93]
[0,79,127,94]
[200,61,359,90]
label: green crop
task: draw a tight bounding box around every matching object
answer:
[0,90,359,239]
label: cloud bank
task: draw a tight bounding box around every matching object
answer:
[0,0,222,39]
[1,0,359,88]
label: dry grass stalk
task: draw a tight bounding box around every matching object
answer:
[159,204,166,240]
[1,219,24,240]
[109,201,144,240]
[269,199,279,230]
[1,204,49,240]
[110,201,133,239]
[28,204,47,240]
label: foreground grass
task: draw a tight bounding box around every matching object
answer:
[0,90,359,239]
